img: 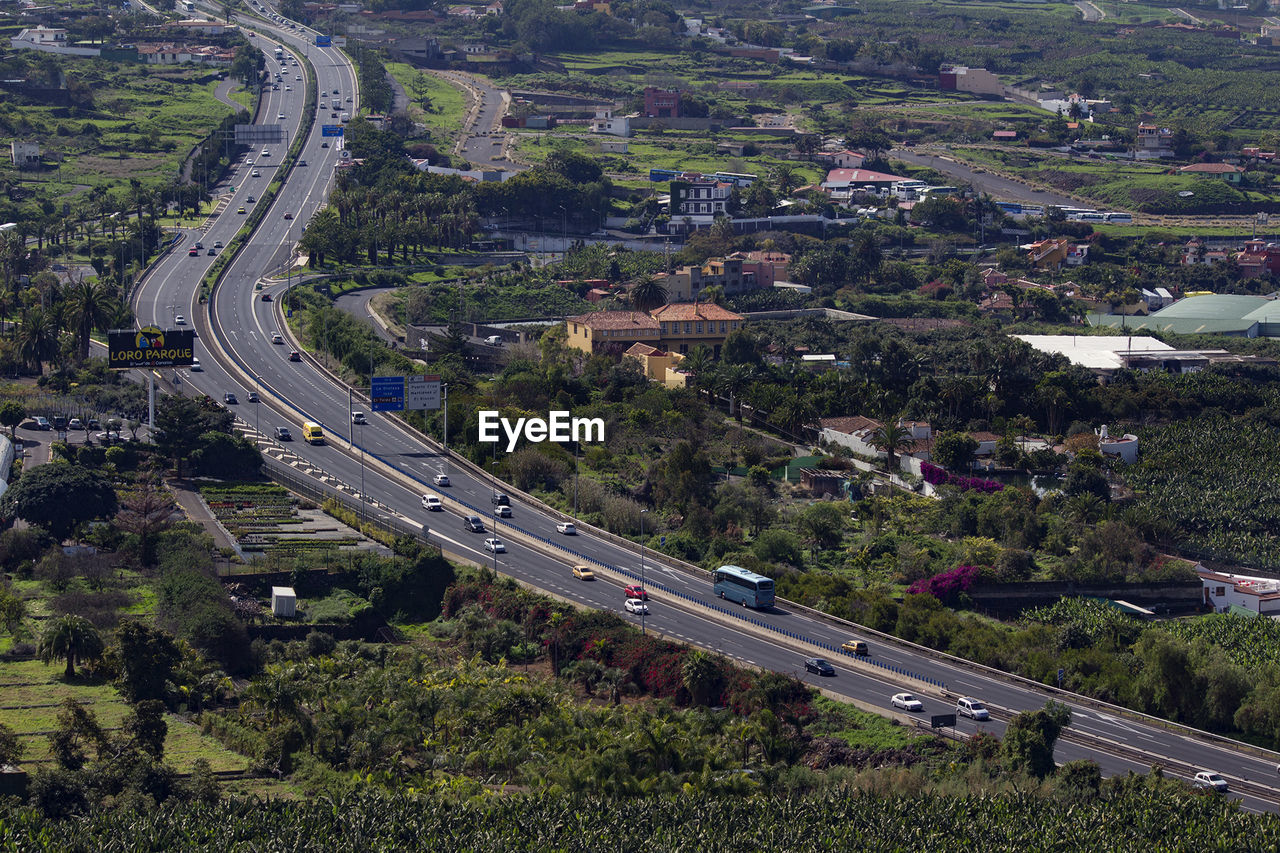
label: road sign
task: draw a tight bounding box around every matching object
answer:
[315,34,331,46]
[1057,668,1065,686]
[931,714,956,729]
[370,376,405,412]
[406,374,441,410]
[321,125,344,137]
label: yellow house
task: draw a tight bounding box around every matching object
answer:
[651,302,746,357]
[624,342,687,388]
[565,310,660,355]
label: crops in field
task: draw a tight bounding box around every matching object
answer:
[1159,613,1280,670]
[0,788,1275,850]
[1125,416,1280,568]
[1021,597,1142,646]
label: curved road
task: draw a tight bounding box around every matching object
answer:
[129,12,1280,813]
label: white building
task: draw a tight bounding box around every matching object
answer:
[11,141,40,168]
[590,109,631,138]
[1097,424,1139,464]
[10,26,100,56]
[271,586,297,618]
[818,416,932,474]
[1198,568,1280,616]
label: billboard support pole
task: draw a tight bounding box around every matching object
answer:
[148,373,155,443]
[442,382,448,474]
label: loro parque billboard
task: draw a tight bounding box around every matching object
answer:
[108,326,196,369]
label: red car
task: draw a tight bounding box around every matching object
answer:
[288,350,301,362]
[283,212,293,220]
[188,247,199,256]
[624,584,648,601]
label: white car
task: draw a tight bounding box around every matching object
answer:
[277,113,286,120]
[421,494,442,511]
[494,505,512,518]
[1193,771,1229,792]
[483,538,505,553]
[190,356,202,371]
[892,693,924,712]
[174,315,186,325]
[956,697,990,721]
[433,473,450,487]
[556,521,577,535]
[624,598,649,615]
[272,333,284,344]
[351,411,368,425]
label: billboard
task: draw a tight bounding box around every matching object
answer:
[370,375,405,412]
[315,34,331,46]
[108,326,195,369]
[407,375,441,410]
[321,125,344,137]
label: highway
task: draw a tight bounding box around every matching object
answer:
[133,12,1280,812]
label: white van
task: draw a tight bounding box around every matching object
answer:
[484,335,503,346]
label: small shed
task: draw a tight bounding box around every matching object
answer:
[271,586,297,618]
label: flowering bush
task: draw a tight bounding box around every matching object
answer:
[908,564,982,601]
[920,462,1004,494]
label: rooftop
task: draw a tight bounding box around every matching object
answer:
[650,302,745,322]
[1013,334,1174,371]
[566,311,659,331]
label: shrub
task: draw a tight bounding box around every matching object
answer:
[907,564,982,602]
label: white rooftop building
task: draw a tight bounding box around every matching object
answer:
[1012,334,1175,372]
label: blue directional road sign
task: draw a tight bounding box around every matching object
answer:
[321,125,345,137]
[370,376,405,412]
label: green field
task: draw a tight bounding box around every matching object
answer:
[0,62,242,215]
[0,660,248,774]
[384,62,468,144]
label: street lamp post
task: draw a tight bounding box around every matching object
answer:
[491,460,501,574]
[639,508,649,635]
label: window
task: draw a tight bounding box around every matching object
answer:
[660,322,667,333]
[1216,586,1225,596]
[684,322,692,334]
[730,321,739,330]
[696,322,703,334]
[719,322,726,333]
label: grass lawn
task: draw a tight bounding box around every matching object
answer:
[810,696,925,751]
[0,659,249,773]
[385,62,468,145]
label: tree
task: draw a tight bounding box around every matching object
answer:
[123,699,168,761]
[0,582,25,637]
[0,400,25,437]
[629,275,668,311]
[39,615,103,680]
[48,698,104,771]
[796,502,846,550]
[868,421,914,473]
[65,279,117,362]
[112,620,182,703]
[681,650,724,706]
[0,721,24,767]
[1001,700,1071,778]
[0,463,118,541]
[931,431,978,472]
[115,473,177,568]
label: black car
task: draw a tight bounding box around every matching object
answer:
[491,492,510,507]
[464,515,485,532]
[804,658,836,677]
[274,426,292,441]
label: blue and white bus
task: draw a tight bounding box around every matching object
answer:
[713,565,776,609]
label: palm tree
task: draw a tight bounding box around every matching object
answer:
[681,650,722,706]
[39,615,104,680]
[65,279,117,361]
[244,666,302,724]
[772,163,800,195]
[629,275,668,312]
[17,306,61,374]
[868,420,914,474]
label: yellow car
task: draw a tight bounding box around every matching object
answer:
[572,565,594,581]
[841,639,869,656]
[237,206,246,214]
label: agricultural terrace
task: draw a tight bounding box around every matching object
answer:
[0,56,247,224]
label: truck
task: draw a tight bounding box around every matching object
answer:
[183,0,194,12]
[331,98,341,110]
[274,45,284,59]
[340,112,350,123]
[302,421,324,444]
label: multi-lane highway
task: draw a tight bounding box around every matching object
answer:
[135,13,1280,811]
